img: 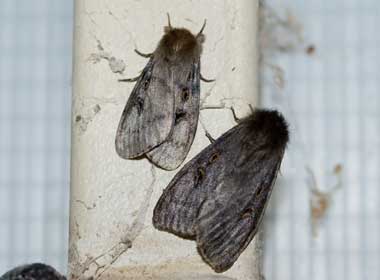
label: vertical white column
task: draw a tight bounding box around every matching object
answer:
[69,0,260,279]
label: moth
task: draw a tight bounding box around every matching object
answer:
[115,15,212,170]
[153,109,289,273]
[1,263,66,280]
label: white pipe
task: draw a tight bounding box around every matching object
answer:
[69,1,260,279]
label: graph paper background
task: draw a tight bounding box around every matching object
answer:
[262,1,380,280]
[0,0,379,279]
[0,0,73,274]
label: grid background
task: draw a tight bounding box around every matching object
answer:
[1,0,379,279]
[0,0,73,274]
[262,1,380,280]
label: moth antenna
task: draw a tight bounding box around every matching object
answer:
[197,19,207,38]
[167,13,173,30]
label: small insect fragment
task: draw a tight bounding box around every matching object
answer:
[153,108,289,272]
[306,44,316,55]
[93,104,101,114]
[333,163,342,174]
[307,164,343,237]
[1,263,66,280]
[115,14,211,170]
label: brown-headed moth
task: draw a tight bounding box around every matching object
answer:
[115,15,212,170]
[153,109,289,273]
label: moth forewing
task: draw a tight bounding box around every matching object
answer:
[115,57,174,159]
[146,61,201,170]
[116,16,207,170]
[153,109,289,272]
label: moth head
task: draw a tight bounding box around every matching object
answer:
[158,15,206,61]
[244,109,289,150]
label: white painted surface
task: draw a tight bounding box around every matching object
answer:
[70,1,259,279]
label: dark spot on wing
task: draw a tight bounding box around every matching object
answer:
[255,185,266,197]
[194,166,206,186]
[175,109,186,124]
[143,78,150,90]
[208,152,220,164]
[187,72,192,81]
[241,208,254,219]
[135,96,144,115]
[182,87,190,102]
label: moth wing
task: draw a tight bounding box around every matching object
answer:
[153,120,285,273]
[146,61,200,170]
[152,125,240,239]
[196,126,285,272]
[152,155,203,239]
[115,58,174,158]
[195,137,284,273]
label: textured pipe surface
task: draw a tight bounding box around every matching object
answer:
[70,1,259,279]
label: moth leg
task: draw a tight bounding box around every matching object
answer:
[135,49,153,58]
[200,73,215,83]
[205,131,216,143]
[230,107,241,123]
[118,75,140,82]
[249,104,255,113]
